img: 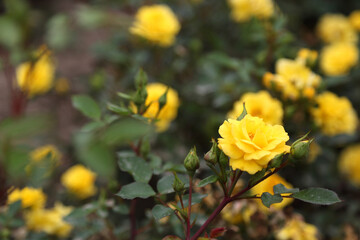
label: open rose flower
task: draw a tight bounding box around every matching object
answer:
[218,115,290,174]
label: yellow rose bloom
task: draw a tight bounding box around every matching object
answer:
[61,164,97,199]
[266,58,321,100]
[349,10,360,31]
[316,14,357,43]
[276,216,318,240]
[228,0,274,23]
[320,42,358,76]
[130,4,180,47]
[296,48,318,66]
[7,187,46,209]
[339,144,360,186]
[222,201,258,225]
[25,203,73,238]
[16,46,55,97]
[218,115,290,174]
[227,91,283,125]
[311,92,358,136]
[137,83,180,132]
[30,145,62,164]
[251,174,293,211]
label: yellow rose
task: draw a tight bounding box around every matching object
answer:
[218,115,290,174]
[25,203,73,238]
[61,164,97,199]
[134,83,180,132]
[316,14,357,43]
[266,58,321,100]
[130,4,180,47]
[296,48,318,66]
[311,92,358,136]
[276,215,318,240]
[339,144,360,186]
[227,91,283,125]
[320,42,358,76]
[7,187,46,209]
[30,145,61,163]
[16,46,55,97]
[251,174,293,211]
[228,0,274,22]
[222,201,258,225]
[349,10,360,31]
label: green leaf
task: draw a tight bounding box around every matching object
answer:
[249,169,266,186]
[117,92,132,100]
[273,184,299,195]
[0,115,51,139]
[116,182,155,199]
[118,151,152,183]
[46,14,71,50]
[157,174,189,194]
[152,204,173,221]
[197,175,218,187]
[7,200,21,217]
[261,192,283,208]
[0,16,22,48]
[237,102,247,121]
[101,118,151,146]
[292,188,341,205]
[179,193,207,208]
[107,103,130,115]
[4,146,28,179]
[72,95,101,120]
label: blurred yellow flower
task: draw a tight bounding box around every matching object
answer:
[296,48,318,66]
[25,203,73,238]
[138,83,180,132]
[218,115,290,174]
[265,58,321,100]
[339,144,360,186]
[222,201,258,225]
[316,14,357,43]
[228,0,274,22]
[349,10,360,31]
[227,91,283,125]
[61,165,97,199]
[130,4,180,47]
[16,46,55,98]
[7,187,46,209]
[55,78,70,94]
[276,215,318,240]
[320,42,358,76]
[311,92,358,136]
[30,145,61,164]
[252,174,293,211]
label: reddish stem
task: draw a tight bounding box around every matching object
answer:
[186,176,193,240]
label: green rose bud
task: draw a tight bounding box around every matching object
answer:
[158,87,169,111]
[219,151,229,169]
[290,140,313,160]
[268,153,284,168]
[135,69,148,89]
[204,139,218,165]
[172,173,185,194]
[184,146,199,176]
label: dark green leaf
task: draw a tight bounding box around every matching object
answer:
[197,175,218,187]
[179,193,207,208]
[101,119,151,146]
[152,204,173,221]
[116,182,155,199]
[7,200,21,217]
[157,174,189,194]
[292,188,341,205]
[118,151,152,183]
[72,95,101,120]
[273,184,299,194]
[261,192,283,208]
